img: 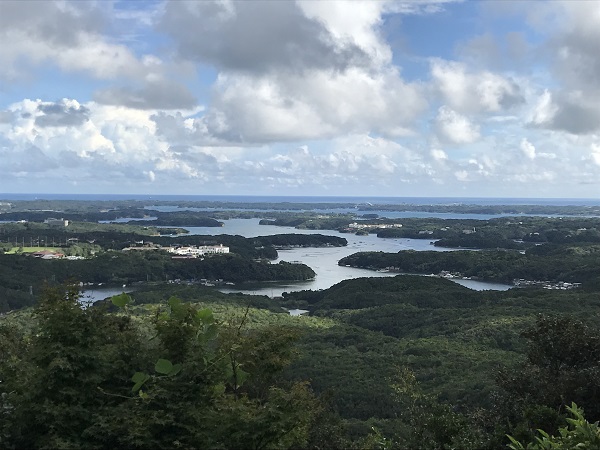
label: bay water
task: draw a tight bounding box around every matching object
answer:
[179,218,513,296]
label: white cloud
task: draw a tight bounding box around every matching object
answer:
[520,138,536,160]
[517,2,600,135]
[591,144,600,167]
[431,148,448,161]
[204,67,425,143]
[430,59,524,114]
[0,1,151,82]
[154,0,426,143]
[158,0,370,73]
[2,0,600,196]
[296,0,392,67]
[529,90,557,126]
[454,170,469,181]
[434,106,480,144]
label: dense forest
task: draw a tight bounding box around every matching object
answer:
[339,244,600,286]
[2,278,600,448]
[2,200,600,448]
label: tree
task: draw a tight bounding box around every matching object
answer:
[494,315,600,445]
[0,283,322,449]
[507,403,600,450]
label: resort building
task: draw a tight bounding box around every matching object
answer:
[167,244,229,257]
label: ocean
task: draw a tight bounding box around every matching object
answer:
[1,193,600,206]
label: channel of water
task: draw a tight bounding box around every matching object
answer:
[84,217,514,302]
[180,218,513,296]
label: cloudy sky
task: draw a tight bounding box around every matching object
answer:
[1,0,600,198]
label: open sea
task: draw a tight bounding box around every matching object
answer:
[1,193,600,206]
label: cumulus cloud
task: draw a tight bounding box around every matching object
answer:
[0,1,105,47]
[434,106,480,144]
[204,67,425,143]
[0,1,151,82]
[430,59,524,114]
[520,138,536,160]
[431,148,448,161]
[591,144,600,167]
[263,144,401,186]
[2,0,600,196]
[549,2,600,93]
[0,145,58,174]
[152,0,426,143]
[529,90,557,126]
[35,100,90,128]
[158,0,370,74]
[528,89,600,134]
[519,2,600,135]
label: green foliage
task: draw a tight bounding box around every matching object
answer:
[507,403,600,450]
[340,245,600,285]
[111,292,132,308]
[0,249,315,311]
[0,283,324,449]
[494,315,600,446]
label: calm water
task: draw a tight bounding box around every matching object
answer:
[3,193,600,205]
[147,205,593,220]
[176,218,513,296]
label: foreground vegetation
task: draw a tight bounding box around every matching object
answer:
[2,276,600,449]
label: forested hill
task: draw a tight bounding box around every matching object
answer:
[339,245,600,286]
[280,275,600,447]
[3,277,600,448]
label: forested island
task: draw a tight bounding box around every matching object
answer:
[0,226,347,312]
[339,244,600,287]
[2,198,600,448]
[4,197,599,215]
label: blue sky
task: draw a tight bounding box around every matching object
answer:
[1,0,600,198]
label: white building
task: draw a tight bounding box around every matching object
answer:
[168,244,229,257]
[45,218,69,227]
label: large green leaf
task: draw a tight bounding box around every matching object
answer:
[111,293,132,308]
[131,372,150,392]
[155,358,174,375]
[236,368,250,387]
[168,296,187,320]
[167,363,182,377]
[196,308,214,324]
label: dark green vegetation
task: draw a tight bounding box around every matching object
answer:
[376,216,600,247]
[0,218,351,312]
[280,275,600,448]
[5,197,599,215]
[0,285,324,449]
[3,277,600,449]
[4,199,600,251]
[340,244,600,286]
[0,251,315,313]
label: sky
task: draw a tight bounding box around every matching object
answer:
[1,0,600,198]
